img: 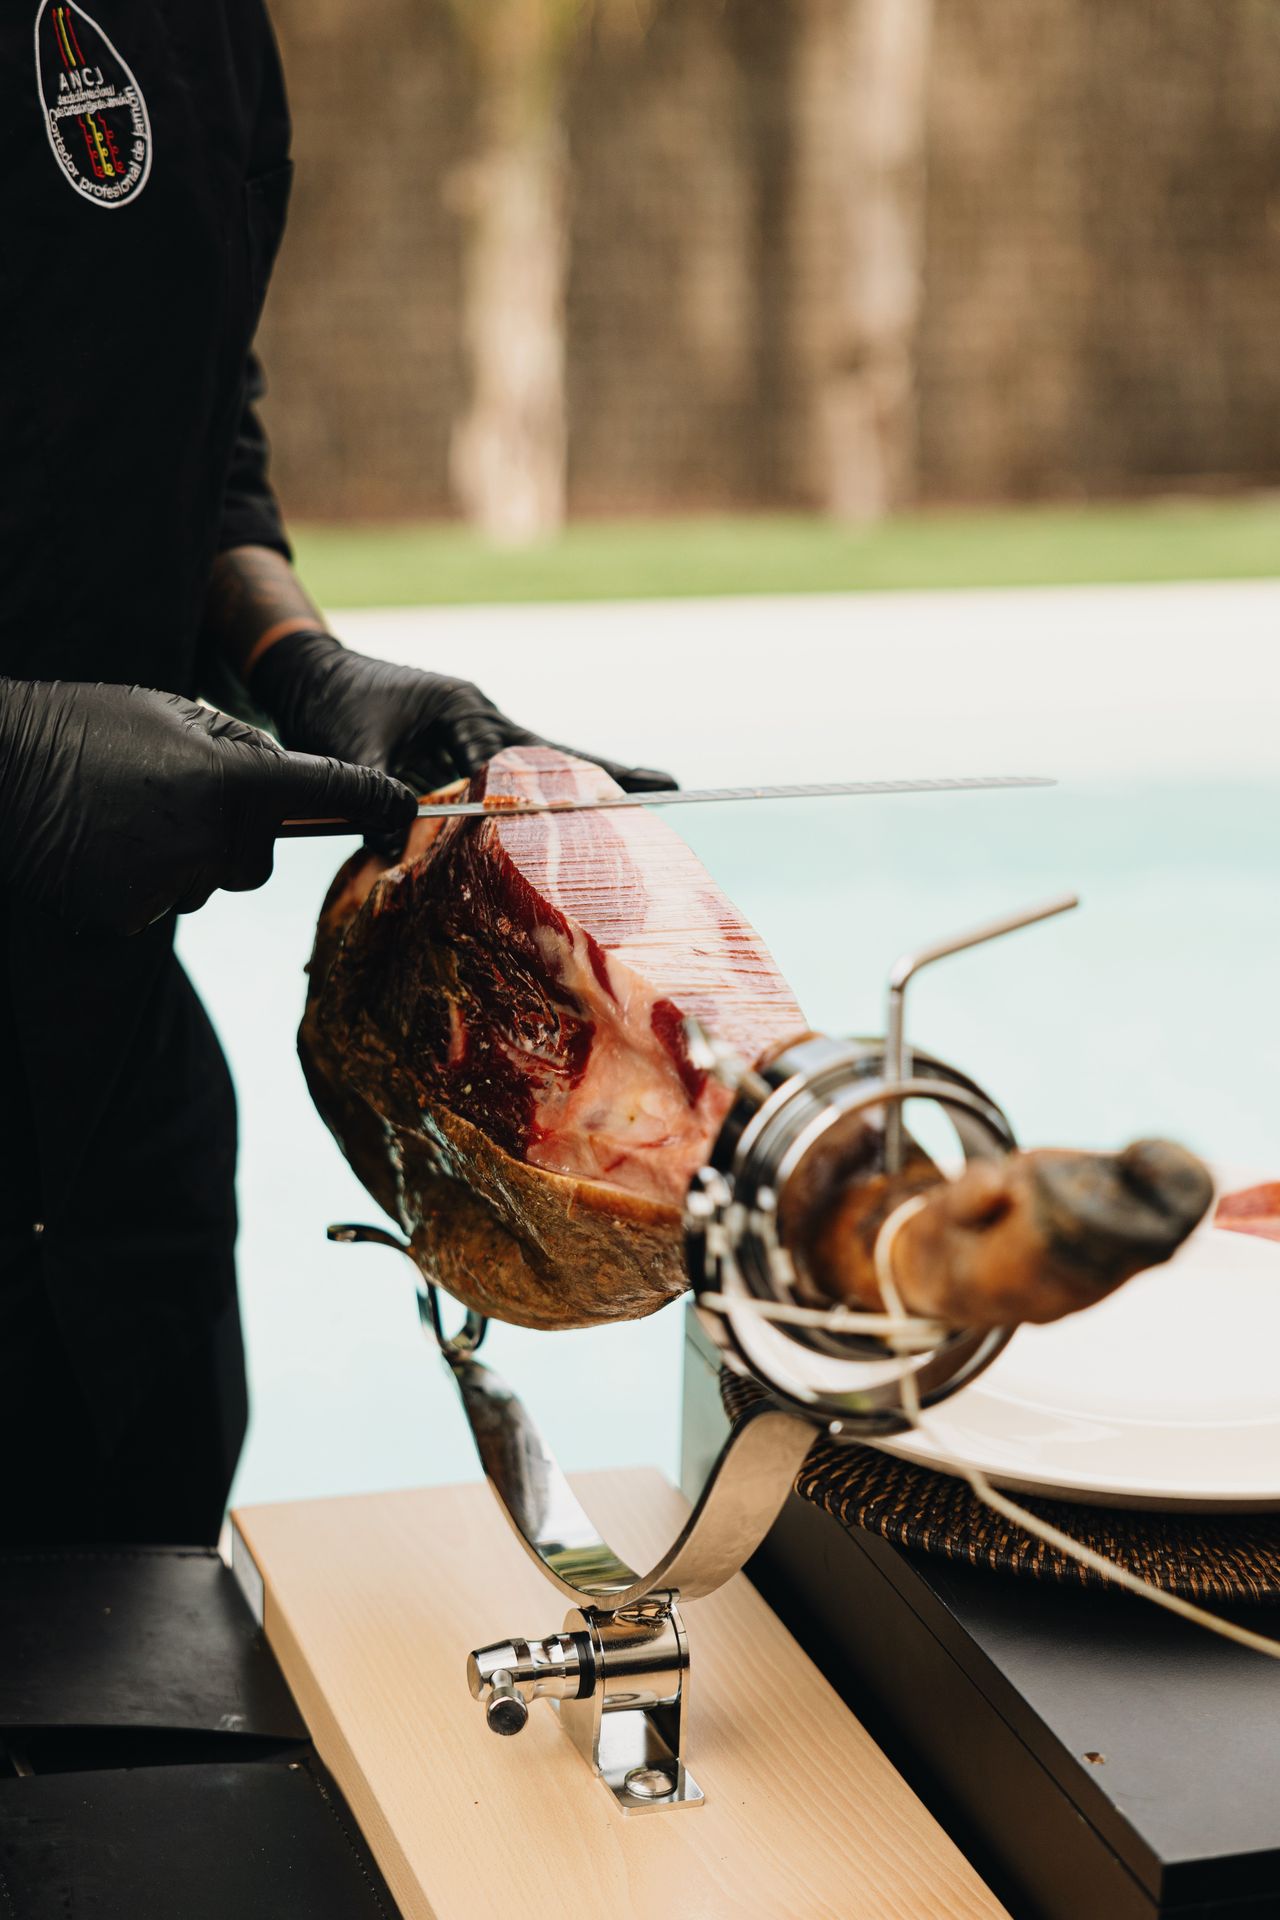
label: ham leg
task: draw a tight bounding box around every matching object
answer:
[302,747,1213,1336]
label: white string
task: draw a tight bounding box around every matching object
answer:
[871,1193,930,1349]
[696,1290,946,1350]
[873,1202,1280,1662]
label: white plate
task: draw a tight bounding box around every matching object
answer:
[876,1205,1280,1510]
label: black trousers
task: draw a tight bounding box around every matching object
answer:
[0,902,247,1547]
[0,1263,247,1547]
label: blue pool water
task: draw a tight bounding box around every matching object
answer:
[175,587,1280,1509]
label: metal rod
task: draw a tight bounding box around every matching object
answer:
[328,1224,489,1358]
[882,892,1080,1173]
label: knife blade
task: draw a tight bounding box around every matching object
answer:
[278,774,1054,837]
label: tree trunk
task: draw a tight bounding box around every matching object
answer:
[449,6,571,544]
[790,0,935,521]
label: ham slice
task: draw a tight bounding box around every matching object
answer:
[300,747,806,1329]
[1216,1181,1280,1244]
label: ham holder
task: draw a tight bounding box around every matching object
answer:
[300,748,1212,1813]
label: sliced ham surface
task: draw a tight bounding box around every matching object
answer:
[301,748,806,1328]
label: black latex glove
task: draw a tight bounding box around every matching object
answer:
[248,632,678,796]
[0,679,416,937]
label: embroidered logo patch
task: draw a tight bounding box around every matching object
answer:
[34,1,152,207]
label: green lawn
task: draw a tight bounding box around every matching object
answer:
[290,496,1280,610]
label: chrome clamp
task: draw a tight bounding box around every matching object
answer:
[468,1600,700,1813]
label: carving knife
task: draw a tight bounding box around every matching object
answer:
[279,774,1054,837]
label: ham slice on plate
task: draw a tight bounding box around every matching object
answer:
[300,747,806,1329]
[1216,1181,1280,1244]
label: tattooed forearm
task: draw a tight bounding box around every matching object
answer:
[202,545,326,676]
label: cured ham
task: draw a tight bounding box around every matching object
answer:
[302,747,1213,1333]
[301,747,805,1327]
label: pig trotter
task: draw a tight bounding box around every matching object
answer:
[797,1138,1213,1329]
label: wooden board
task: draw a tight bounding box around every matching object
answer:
[234,1471,1008,1920]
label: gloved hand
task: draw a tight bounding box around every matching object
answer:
[0,679,416,937]
[248,632,678,796]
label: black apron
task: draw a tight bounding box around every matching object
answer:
[0,0,293,1543]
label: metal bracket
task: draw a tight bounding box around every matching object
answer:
[325,894,1075,1815]
[328,1222,814,1811]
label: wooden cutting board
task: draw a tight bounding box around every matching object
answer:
[233,1469,1008,1920]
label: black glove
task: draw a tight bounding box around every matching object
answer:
[0,679,416,937]
[248,632,678,796]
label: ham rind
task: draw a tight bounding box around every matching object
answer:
[300,747,806,1329]
[1216,1181,1280,1244]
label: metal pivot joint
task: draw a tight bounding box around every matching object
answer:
[469,1601,700,1812]
[330,891,1077,1816]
